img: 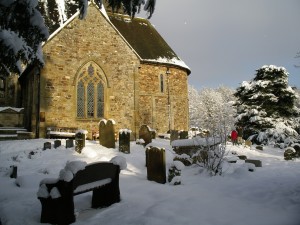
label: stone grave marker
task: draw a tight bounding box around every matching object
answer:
[106,120,116,148]
[10,165,17,178]
[170,130,179,144]
[54,140,61,149]
[75,130,87,153]
[146,146,166,184]
[119,129,131,154]
[179,131,189,139]
[99,120,107,147]
[43,142,51,150]
[66,139,74,148]
[139,125,152,146]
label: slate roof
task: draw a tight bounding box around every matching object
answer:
[38,2,190,74]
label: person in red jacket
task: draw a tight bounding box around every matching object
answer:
[231,129,238,145]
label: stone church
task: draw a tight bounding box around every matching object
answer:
[1,2,190,139]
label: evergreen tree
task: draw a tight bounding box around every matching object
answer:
[234,65,299,136]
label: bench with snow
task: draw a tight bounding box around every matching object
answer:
[46,127,78,139]
[37,157,126,225]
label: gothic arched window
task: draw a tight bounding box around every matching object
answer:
[76,64,105,119]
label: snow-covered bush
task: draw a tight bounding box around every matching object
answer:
[284,147,296,161]
[196,144,227,176]
[168,161,185,185]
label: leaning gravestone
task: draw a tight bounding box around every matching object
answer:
[66,139,74,148]
[146,146,166,184]
[54,140,61,149]
[99,119,116,148]
[43,142,51,150]
[139,125,152,146]
[119,129,131,154]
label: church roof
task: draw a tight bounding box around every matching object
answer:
[108,14,190,74]
[38,2,190,74]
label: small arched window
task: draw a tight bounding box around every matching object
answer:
[160,74,164,93]
[76,64,105,119]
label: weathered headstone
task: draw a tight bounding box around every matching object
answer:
[170,130,179,144]
[146,146,166,184]
[99,119,116,148]
[99,120,107,147]
[179,131,189,139]
[139,125,152,146]
[75,131,87,154]
[106,120,116,148]
[43,142,51,150]
[66,139,74,148]
[119,129,131,154]
[54,140,61,149]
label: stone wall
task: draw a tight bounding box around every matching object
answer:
[39,4,140,138]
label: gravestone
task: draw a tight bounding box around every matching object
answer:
[75,131,86,154]
[119,129,131,154]
[179,131,189,139]
[66,139,74,148]
[99,119,116,148]
[99,120,107,147]
[54,140,61,149]
[170,130,179,144]
[146,146,166,184]
[106,120,116,148]
[139,125,152,146]
[43,142,51,150]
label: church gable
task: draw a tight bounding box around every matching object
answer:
[38,4,140,137]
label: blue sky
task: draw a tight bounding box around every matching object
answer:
[145,0,300,90]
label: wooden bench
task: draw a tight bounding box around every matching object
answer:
[46,127,78,139]
[37,161,121,225]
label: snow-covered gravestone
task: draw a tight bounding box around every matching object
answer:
[66,139,74,148]
[170,130,179,143]
[54,140,61,149]
[146,146,166,184]
[119,129,131,154]
[43,142,51,150]
[179,130,188,139]
[139,125,152,146]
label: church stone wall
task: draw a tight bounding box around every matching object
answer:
[137,64,189,134]
[39,5,140,138]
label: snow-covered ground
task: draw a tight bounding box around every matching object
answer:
[0,138,300,225]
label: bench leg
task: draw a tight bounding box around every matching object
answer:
[92,180,120,208]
